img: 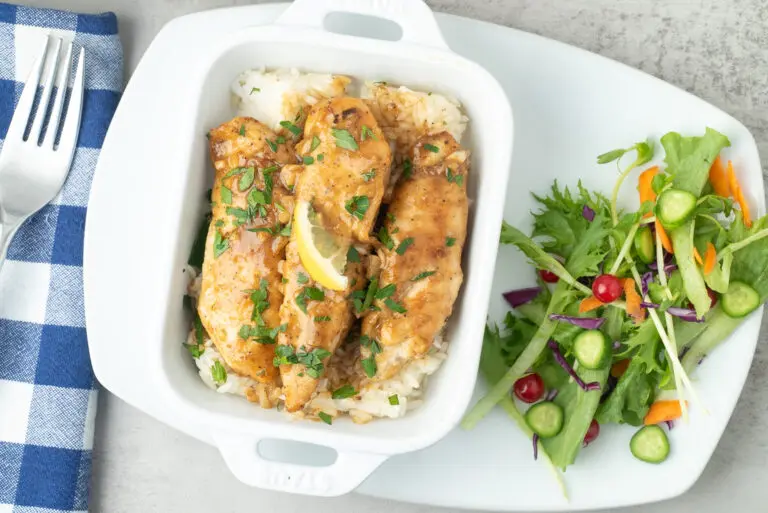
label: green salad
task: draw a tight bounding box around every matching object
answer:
[462,128,767,487]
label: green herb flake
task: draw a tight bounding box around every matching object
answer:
[239,124,246,136]
[310,135,321,152]
[345,196,370,220]
[238,167,255,191]
[403,158,413,179]
[297,272,309,284]
[361,125,376,141]
[303,155,315,165]
[378,226,395,250]
[186,344,204,358]
[375,283,396,299]
[388,394,400,406]
[296,286,326,313]
[220,186,233,205]
[266,139,278,152]
[276,135,286,144]
[362,356,377,378]
[314,315,331,322]
[395,237,415,255]
[250,87,260,94]
[280,120,302,137]
[213,230,229,258]
[384,298,407,313]
[347,245,361,263]
[446,236,457,247]
[332,384,357,399]
[318,412,333,425]
[411,270,436,281]
[423,143,439,153]
[362,169,376,182]
[211,361,227,385]
[446,167,464,186]
[332,128,359,151]
[273,344,297,367]
[317,153,325,161]
[225,166,252,178]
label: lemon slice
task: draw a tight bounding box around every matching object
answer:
[294,201,348,291]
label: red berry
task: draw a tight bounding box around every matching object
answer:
[583,419,600,446]
[592,274,622,303]
[513,373,545,403]
[707,288,718,307]
[538,269,559,283]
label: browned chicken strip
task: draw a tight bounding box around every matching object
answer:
[197,117,295,384]
[361,132,469,380]
[278,97,392,412]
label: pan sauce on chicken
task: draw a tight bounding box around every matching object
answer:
[194,76,469,420]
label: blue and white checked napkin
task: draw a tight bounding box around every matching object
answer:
[0,4,121,512]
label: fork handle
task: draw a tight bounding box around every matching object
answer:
[0,218,23,273]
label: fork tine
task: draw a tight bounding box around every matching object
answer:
[57,48,84,161]
[43,42,73,149]
[29,37,62,144]
[5,37,49,142]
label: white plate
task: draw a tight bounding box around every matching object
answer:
[83,3,764,511]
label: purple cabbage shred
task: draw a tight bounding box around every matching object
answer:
[532,433,539,460]
[546,389,559,401]
[547,340,601,392]
[582,205,596,222]
[667,306,704,323]
[502,287,542,308]
[548,314,606,330]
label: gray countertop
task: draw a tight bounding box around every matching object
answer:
[24,0,768,511]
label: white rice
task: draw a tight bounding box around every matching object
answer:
[188,69,466,422]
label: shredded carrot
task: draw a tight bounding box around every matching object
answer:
[655,220,673,254]
[703,242,716,275]
[638,166,659,218]
[622,278,646,323]
[693,247,703,266]
[579,296,604,313]
[708,156,730,197]
[643,400,688,426]
[727,160,752,227]
[611,359,630,378]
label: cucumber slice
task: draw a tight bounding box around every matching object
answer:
[633,226,655,264]
[573,330,610,369]
[525,401,564,438]
[655,188,697,230]
[721,280,760,318]
[630,425,670,463]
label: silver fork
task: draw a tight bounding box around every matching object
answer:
[0,36,85,270]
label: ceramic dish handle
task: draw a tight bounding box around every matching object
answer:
[276,0,449,49]
[213,432,388,496]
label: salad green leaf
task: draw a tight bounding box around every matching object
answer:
[661,128,730,196]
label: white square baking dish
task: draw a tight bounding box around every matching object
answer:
[86,0,513,496]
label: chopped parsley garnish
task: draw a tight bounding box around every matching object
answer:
[266,139,278,152]
[239,124,246,136]
[318,412,333,425]
[378,226,394,250]
[361,125,376,141]
[331,128,359,151]
[215,220,224,227]
[446,167,464,186]
[423,143,439,153]
[402,158,413,179]
[395,237,414,255]
[297,272,309,284]
[360,335,382,355]
[303,156,315,165]
[276,135,286,144]
[224,166,252,178]
[238,323,287,344]
[238,167,255,191]
[317,153,324,161]
[345,196,370,220]
[248,222,291,237]
[296,286,325,313]
[314,315,331,322]
[411,270,436,281]
[347,245,361,263]
[186,343,204,358]
[220,186,232,205]
[213,230,229,258]
[250,87,260,94]
[310,135,321,152]
[362,169,376,182]
[388,394,400,405]
[384,298,407,313]
[211,361,227,385]
[349,290,366,314]
[332,384,357,399]
[295,346,332,378]
[280,120,302,137]
[227,205,261,225]
[248,279,270,325]
[362,278,379,312]
[273,344,297,366]
[386,213,396,223]
[375,283,396,299]
[362,356,377,378]
[446,236,457,247]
